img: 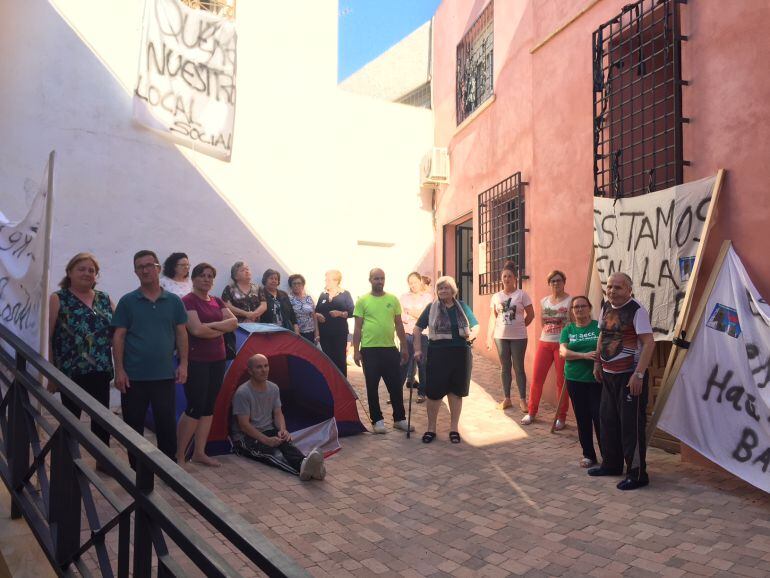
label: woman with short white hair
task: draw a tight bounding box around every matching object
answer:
[413,276,479,444]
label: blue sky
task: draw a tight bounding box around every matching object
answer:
[338,0,442,82]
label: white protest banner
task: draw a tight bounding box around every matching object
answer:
[0,158,52,351]
[658,246,770,492]
[134,0,237,161]
[593,175,716,340]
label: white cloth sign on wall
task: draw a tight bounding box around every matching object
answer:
[0,159,51,350]
[134,0,237,161]
[658,247,770,493]
[593,175,716,340]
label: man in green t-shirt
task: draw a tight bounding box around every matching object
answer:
[353,268,411,434]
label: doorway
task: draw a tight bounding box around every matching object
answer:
[455,218,473,307]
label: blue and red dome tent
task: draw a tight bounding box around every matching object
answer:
[205,324,366,455]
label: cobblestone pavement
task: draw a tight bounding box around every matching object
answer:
[187,353,770,577]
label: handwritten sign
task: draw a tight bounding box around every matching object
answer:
[0,160,50,350]
[134,0,237,161]
[658,247,770,493]
[593,176,716,340]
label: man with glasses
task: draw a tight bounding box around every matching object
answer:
[589,272,654,490]
[112,250,188,465]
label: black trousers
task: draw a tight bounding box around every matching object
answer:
[183,360,226,418]
[361,347,405,423]
[566,379,602,462]
[61,371,112,448]
[233,429,305,475]
[599,371,648,480]
[121,379,177,466]
[320,333,348,377]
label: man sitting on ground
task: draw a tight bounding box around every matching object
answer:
[231,354,325,480]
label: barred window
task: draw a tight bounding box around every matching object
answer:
[478,172,525,295]
[456,2,494,125]
[593,0,687,198]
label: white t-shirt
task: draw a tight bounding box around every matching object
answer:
[160,276,192,298]
[490,289,533,340]
[539,295,572,343]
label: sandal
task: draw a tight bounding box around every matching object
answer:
[416,394,426,404]
[422,431,436,444]
[449,431,461,444]
[497,399,513,410]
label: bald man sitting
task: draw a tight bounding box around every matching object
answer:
[231,354,325,481]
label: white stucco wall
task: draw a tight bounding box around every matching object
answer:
[340,20,432,101]
[0,0,434,308]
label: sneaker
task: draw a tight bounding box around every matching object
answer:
[520,414,533,425]
[373,420,387,434]
[313,462,327,481]
[554,419,565,431]
[394,420,415,432]
[299,449,323,481]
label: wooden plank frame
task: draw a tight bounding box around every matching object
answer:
[646,240,732,444]
[646,169,726,443]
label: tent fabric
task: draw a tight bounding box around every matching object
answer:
[206,323,365,454]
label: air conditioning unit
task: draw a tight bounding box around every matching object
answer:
[420,147,450,186]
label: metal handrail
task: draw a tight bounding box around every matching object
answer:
[0,321,308,577]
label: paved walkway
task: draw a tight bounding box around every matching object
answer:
[195,354,770,577]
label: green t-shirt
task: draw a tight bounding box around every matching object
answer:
[353,293,402,348]
[560,320,600,383]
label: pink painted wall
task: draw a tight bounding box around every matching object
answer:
[432,0,770,407]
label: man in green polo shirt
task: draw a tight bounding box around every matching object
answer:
[112,250,188,464]
[353,268,411,434]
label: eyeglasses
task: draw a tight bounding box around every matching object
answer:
[135,263,160,271]
[549,278,564,284]
[291,281,304,286]
[176,263,190,269]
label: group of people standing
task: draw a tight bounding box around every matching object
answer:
[486,261,654,490]
[47,248,653,490]
[47,250,350,478]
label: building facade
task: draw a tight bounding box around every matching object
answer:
[429,0,770,415]
[0,0,434,303]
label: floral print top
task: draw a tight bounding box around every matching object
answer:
[221,282,265,321]
[51,289,114,378]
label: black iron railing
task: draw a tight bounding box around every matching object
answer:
[0,322,308,577]
[456,1,494,125]
[592,0,689,198]
[478,172,527,294]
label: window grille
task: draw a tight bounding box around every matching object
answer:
[478,172,526,294]
[592,0,688,198]
[397,82,432,109]
[456,1,494,125]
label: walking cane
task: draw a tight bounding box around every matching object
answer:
[406,380,414,439]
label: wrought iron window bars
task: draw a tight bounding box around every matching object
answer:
[478,172,527,294]
[593,0,689,198]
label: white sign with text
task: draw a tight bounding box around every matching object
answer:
[134,0,237,161]
[593,176,716,340]
[0,160,51,350]
[658,247,770,493]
